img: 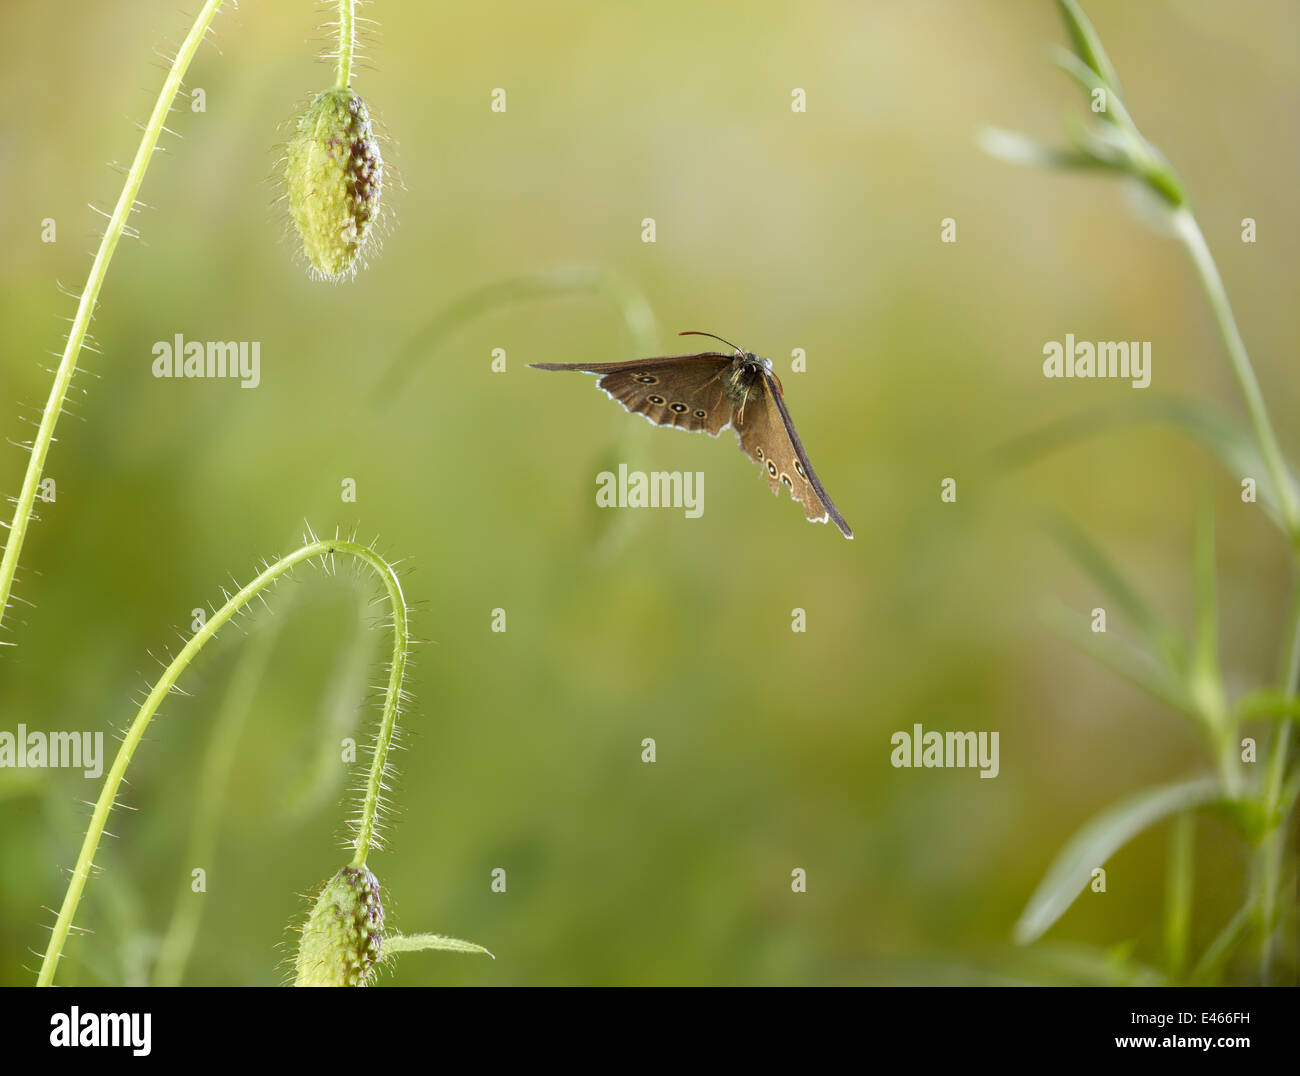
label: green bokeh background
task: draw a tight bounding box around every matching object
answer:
[0,0,1296,985]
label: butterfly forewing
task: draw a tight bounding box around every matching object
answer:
[599,359,733,435]
[531,354,734,436]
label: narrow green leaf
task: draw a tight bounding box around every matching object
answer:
[1043,515,1187,676]
[1051,47,1135,131]
[1233,690,1300,723]
[385,932,495,959]
[977,126,1109,171]
[1014,776,1225,944]
[1042,601,1193,720]
[1054,0,1124,98]
[996,395,1300,538]
[1282,766,1300,813]
[1062,114,1125,168]
[1190,900,1254,984]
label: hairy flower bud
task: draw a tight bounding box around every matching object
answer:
[295,866,384,986]
[285,88,384,279]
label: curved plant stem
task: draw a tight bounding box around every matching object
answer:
[373,265,659,403]
[1171,206,1298,981]
[0,0,227,638]
[1173,209,1300,542]
[335,0,356,89]
[36,539,409,987]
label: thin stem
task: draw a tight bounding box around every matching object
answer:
[36,539,409,987]
[335,0,356,89]
[0,0,226,639]
[1190,898,1254,984]
[351,548,407,869]
[1173,207,1298,981]
[1173,209,1299,541]
[1256,590,1300,981]
[1163,812,1194,979]
[373,265,660,403]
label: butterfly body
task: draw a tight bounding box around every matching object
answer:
[531,335,852,538]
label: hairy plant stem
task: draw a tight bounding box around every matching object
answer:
[36,539,408,987]
[0,0,226,639]
[336,0,356,89]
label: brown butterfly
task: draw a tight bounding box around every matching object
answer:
[530,332,852,538]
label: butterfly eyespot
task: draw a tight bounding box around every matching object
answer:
[648,395,665,405]
[670,402,688,413]
[795,460,806,478]
[634,375,658,384]
[693,409,707,419]
[781,473,793,488]
[766,461,777,477]
[755,447,764,460]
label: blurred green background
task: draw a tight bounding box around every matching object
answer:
[0,0,1296,985]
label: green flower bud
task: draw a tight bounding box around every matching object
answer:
[285,88,384,280]
[295,866,385,987]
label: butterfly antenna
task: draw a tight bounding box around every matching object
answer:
[678,330,744,357]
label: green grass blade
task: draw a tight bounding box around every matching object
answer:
[997,395,1300,538]
[1014,776,1225,944]
[1190,900,1255,984]
[977,126,1112,171]
[1233,690,1300,723]
[1042,601,1193,719]
[1043,514,1187,675]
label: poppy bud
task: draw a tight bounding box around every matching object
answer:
[285,88,384,279]
[295,866,384,986]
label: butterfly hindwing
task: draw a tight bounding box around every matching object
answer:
[734,371,853,538]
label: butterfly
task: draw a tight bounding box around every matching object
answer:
[530,332,852,538]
